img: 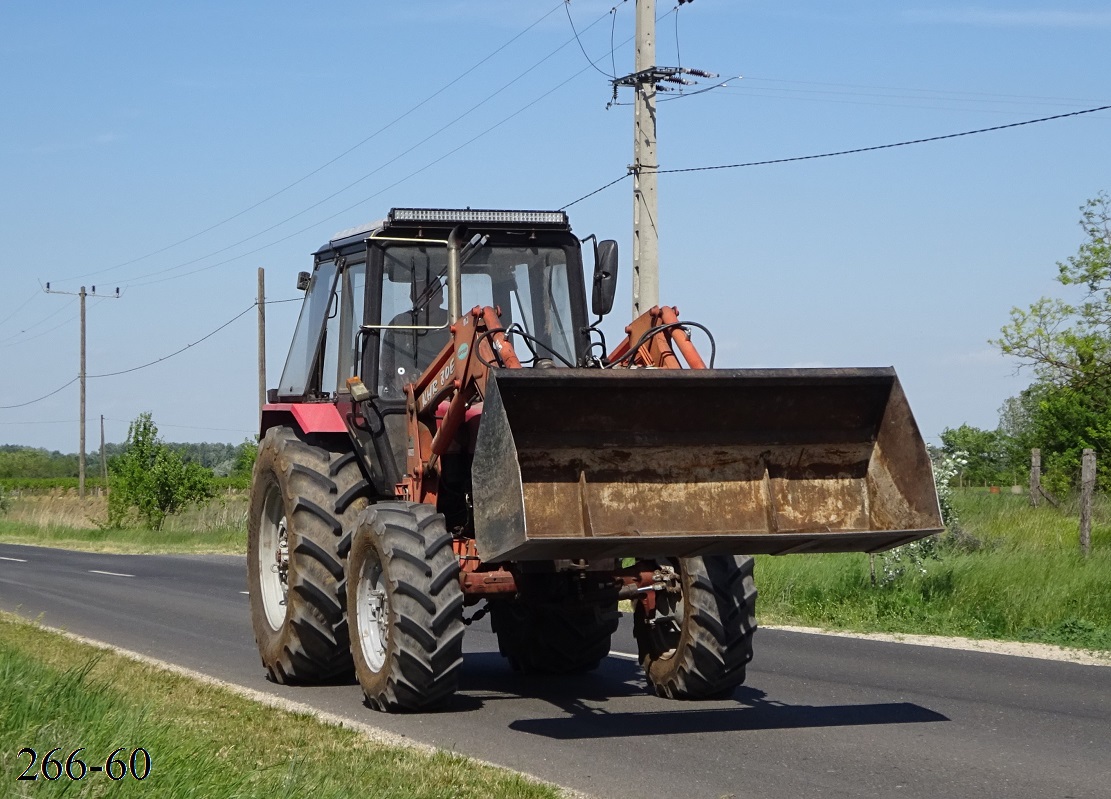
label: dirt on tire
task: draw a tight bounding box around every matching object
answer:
[247,426,369,684]
[635,555,757,699]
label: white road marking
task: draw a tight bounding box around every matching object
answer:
[240,591,249,595]
[0,556,28,563]
[609,651,638,661]
[88,570,134,578]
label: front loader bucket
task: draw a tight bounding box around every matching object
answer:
[472,368,942,562]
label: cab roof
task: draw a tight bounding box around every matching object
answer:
[314,208,571,257]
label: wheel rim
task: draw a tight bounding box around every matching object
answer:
[640,563,684,662]
[258,483,289,630]
[355,548,389,672]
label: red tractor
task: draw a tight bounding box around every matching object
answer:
[248,208,941,711]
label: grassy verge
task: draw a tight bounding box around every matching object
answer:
[0,519,244,555]
[0,614,562,798]
[756,490,1111,651]
[0,493,247,554]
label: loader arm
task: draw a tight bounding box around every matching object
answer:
[399,305,521,506]
[607,305,707,369]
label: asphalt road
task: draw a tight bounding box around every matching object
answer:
[1,542,1108,798]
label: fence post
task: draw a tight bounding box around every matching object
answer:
[1079,448,1095,557]
[1029,448,1041,507]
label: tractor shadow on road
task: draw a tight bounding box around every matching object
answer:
[457,654,950,738]
[447,652,646,712]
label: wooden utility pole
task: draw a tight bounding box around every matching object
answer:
[1079,448,1095,556]
[631,0,659,318]
[44,283,121,500]
[257,268,267,425]
[1029,448,1041,507]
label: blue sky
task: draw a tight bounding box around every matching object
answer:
[1,1,1108,453]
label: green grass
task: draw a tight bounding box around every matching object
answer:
[0,492,248,554]
[0,476,249,491]
[0,614,562,798]
[756,489,1111,651]
[0,519,245,555]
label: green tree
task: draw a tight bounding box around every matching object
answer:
[230,438,258,479]
[996,192,1111,392]
[108,413,217,530]
[994,193,1111,492]
[939,424,1007,486]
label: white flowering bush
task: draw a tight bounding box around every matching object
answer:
[877,450,966,585]
[932,449,967,533]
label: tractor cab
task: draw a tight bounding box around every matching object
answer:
[274,209,611,406]
[270,208,616,497]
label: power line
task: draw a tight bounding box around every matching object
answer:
[561,173,632,209]
[0,288,41,331]
[0,299,285,410]
[123,54,621,289]
[657,104,1111,174]
[102,418,255,435]
[609,2,624,79]
[566,0,616,78]
[560,104,1111,206]
[713,88,1101,116]
[61,2,568,285]
[722,84,1099,109]
[0,309,79,349]
[86,304,256,378]
[110,7,620,290]
[0,297,75,346]
[0,419,78,425]
[741,77,1100,105]
[658,75,742,103]
[0,378,79,410]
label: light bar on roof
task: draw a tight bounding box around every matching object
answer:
[389,208,568,226]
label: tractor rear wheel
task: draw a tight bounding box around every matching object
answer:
[491,598,619,674]
[247,426,369,684]
[634,555,757,700]
[347,501,465,712]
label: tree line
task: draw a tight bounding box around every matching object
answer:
[942,192,1110,496]
[0,440,256,480]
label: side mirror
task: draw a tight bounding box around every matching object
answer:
[591,239,619,317]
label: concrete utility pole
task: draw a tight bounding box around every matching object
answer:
[100,414,108,484]
[631,0,659,318]
[257,267,267,425]
[79,286,86,497]
[44,283,121,499]
[611,1,713,317]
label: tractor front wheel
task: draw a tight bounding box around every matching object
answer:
[634,555,757,700]
[347,501,465,712]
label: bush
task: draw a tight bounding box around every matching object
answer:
[0,486,10,515]
[877,450,965,584]
[107,414,217,530]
